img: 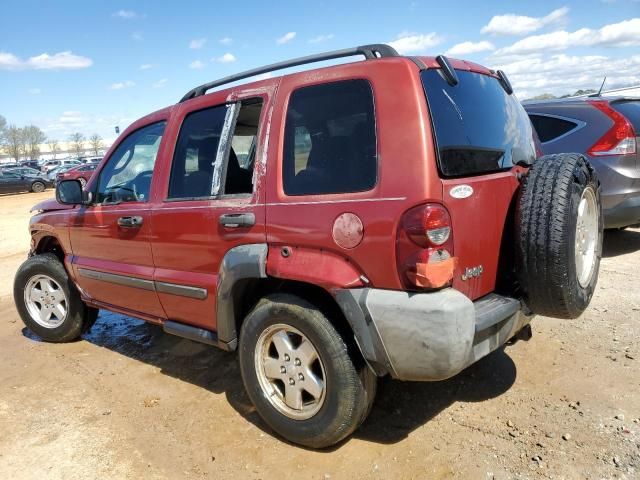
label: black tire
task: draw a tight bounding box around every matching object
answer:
[31,181,45,193]
[14,253,92,342]
[516,153,603,319]
[239,293,377,448]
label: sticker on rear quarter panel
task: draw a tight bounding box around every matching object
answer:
[449,185,473,199]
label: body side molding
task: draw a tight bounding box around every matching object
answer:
[78,268,208,299]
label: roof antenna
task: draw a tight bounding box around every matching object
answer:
[590,76,606,97]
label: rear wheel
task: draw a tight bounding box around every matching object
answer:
[239,294,376,448]
[516,153,603,318]
[14,254,95,342]
[31,181,45,193]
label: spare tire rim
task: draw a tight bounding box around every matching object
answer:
[24,274,68,328]
[575,187,598,288]
[254,324,326,420]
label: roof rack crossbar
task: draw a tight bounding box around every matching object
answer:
[179,43,399,103]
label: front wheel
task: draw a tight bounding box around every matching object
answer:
[14,254,96,342]
[239,294,376,448]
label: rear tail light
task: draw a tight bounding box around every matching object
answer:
[587,100,637,156]
[396,203,456,290]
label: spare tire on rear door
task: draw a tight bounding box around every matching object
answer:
[516,153,602,319]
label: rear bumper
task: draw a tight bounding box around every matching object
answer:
[335,288,532,381]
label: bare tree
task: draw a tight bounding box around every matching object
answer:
[5,126,26,161]
[47,139,60,159]
[89,134,104,156]
[23,125,46,159]
[0,115,7,146]
[68,132,86,158]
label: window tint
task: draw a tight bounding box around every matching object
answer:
[528,114,579,143]
[168,105,227,199]
[95,122,165,204]
[283,80,377,195]
[421,70,536,177]
[612,101,640,132]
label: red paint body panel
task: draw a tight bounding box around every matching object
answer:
[68,204,165,318]
[266,246,364,290]
[443,172,520,299]
[265,58,442,291]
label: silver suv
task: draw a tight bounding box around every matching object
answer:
[524,97,640,229]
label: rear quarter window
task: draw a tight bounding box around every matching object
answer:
[421,69,536,177]
[282,79,377,196]
[528,114,580,143]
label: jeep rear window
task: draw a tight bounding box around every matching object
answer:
[612,101,640,132]
[421,69,536,177]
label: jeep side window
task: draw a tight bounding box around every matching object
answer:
[168,105,227,199]
[95,122,165,204]
[169,99,262,199]
[225,99,263,195]
[283,79,377,196]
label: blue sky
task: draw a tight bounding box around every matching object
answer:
[1,0,639,142]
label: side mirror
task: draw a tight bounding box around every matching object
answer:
[56,180,83,205]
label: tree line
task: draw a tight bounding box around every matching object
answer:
[0,114,105,162]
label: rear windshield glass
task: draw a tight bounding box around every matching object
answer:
[421,69,536,177]
[612,101,640,133]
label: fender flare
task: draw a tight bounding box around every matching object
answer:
[216,243,268,349]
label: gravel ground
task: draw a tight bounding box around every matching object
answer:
[0,191,639,480]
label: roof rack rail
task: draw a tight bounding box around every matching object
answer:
[179,43,399,103]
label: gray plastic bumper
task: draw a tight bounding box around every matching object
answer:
[334,288,532,381]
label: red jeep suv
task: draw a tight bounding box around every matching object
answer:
[14,44,602,448]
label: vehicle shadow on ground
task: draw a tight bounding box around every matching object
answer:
[603,228,640,258]
[24,310,517,448]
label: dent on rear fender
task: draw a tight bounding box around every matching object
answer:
[266,245,365,289]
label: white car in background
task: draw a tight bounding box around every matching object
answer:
[41,158,82,173]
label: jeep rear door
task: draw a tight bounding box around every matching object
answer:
[420,68,537,300]
[149,82,275,331]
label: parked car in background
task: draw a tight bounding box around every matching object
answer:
[41,159,82,174]
[0,170,52,194]
[0,163,19,170]
[20,160,41,170]
[56,163,98,187]
[46,165,74,182]
[4,166,42,177]
[524,97,640,229]
[79,156,103,164]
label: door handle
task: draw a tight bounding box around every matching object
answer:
[219,213,255,228]
[117,216,143,228]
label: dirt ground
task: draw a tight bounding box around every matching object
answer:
[0,191,639,480]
